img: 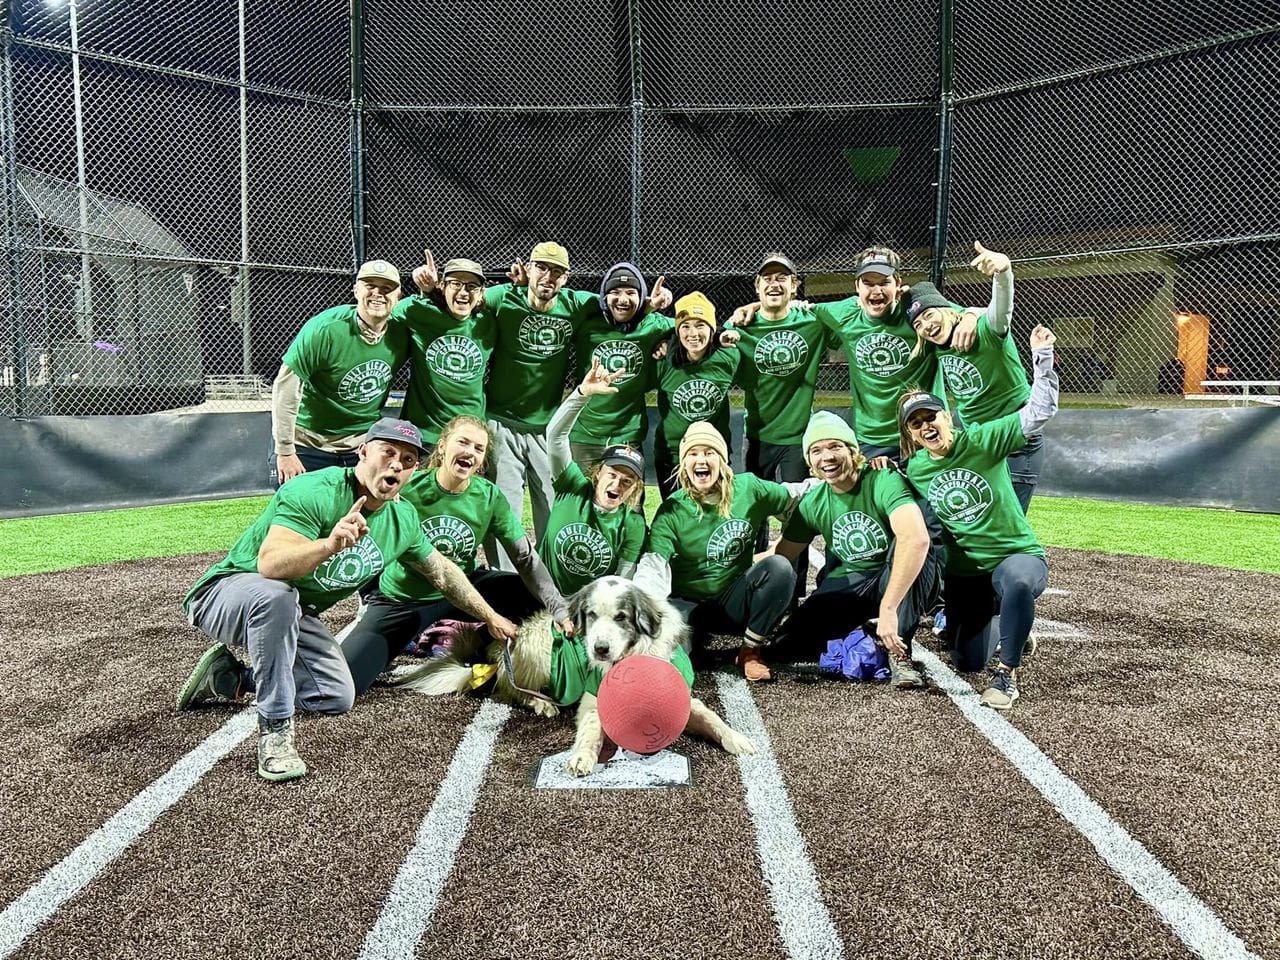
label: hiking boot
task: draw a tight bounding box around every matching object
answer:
[888,654,925,689]
[980,666,1019,711]
[257,716,307,782]
[176,643,244,710]
[736,645,773,682]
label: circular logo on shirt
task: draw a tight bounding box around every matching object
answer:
[831,510,890,562]
[593,339,644,385]
[927,469,995,525]
[671,378,726,420]
[338,359,392,403]
[425,335,485,384]
[706,518,754,566]
[517,313,573,357]
[313,538,384,590]
[940,355,984,399]
[854,333,911,378]
[754,329,809,377]
[421,515,476,564]
[553,522,614,578]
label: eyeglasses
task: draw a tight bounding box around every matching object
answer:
[444,279,484,294]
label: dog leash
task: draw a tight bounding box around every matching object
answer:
[500,636,563,708]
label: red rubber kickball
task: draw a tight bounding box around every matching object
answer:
[596,655,692,755]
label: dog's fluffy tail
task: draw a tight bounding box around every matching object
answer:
[391,626,490,696]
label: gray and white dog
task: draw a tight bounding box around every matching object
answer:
[397,576,755,776]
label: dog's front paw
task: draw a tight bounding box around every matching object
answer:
[565,748,597,777]
[721,728,757,756]
[530,698,559,718]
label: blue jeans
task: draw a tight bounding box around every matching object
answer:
[944,553,1048,672]
[269,444,361,488]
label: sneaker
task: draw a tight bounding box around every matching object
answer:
[257,716,307,782]
[980,666,1019,711]
[736,645,773,682]
[175,643,244,710]
[888,655,925,689]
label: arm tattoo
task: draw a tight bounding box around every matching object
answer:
[413,552,497,622]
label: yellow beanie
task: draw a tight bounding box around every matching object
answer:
[675,291,717,329]
[679,421,729,463]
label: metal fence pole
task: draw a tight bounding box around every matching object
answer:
[627,0,644,266]
[1,22,26,416]
[68,0,95,341]
[238,0,253,375]
[929,0,956,287]
[350,0,366,267]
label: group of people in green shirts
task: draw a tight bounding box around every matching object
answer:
[178,238,1059,782]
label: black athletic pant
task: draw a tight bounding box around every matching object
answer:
[341,569,541,694]
[668,555,796,647]
[746,437,810,599]
[777,542,943,659]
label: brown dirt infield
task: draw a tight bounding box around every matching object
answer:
[0,548,1276,959]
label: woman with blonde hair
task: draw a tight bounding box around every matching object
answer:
[340,414,568,694]
[541,358,648,595]
[635,421,815,682]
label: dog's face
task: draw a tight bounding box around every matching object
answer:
[568,577,672,671]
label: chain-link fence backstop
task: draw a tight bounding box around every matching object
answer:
[3,0,1279,421]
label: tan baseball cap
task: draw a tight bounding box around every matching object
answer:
[442,258,486,283]
[528,241,570,270]
[356,259,401,286]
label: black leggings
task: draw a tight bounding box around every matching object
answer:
[668,555,797,645]
[341,569,541,694]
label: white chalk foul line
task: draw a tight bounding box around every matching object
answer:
[716,675,845,960]
[915,646,1262,960]
[357,701,510,960]
[0,709,257,959]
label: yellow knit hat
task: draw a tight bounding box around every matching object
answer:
[678,421,729,463]
[674,291,717,329]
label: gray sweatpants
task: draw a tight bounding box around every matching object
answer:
[485,420,555,571]
[187,572,356,721]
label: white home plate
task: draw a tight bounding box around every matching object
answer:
[532,748,693,790]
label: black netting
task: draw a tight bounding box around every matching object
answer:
[76,0,241,81]
[11,46,78,182]
[246,95,351,268]
[954,0,1280,97]
[638,108,938,274]
[639,0,938,107]
[246,0,350,101]
[362,0,624,107]
[362,108,633,273]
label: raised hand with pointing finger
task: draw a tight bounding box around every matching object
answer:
[325,496,369,554]
[412,249,438,294]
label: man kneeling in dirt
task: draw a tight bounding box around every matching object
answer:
[176,418,517,782]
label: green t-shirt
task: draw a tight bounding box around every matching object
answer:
[538,463,647,596]
[378,469,527,603]
[395,294,497,443]
[904,412,1043,576]
[814,297,941,449]
[570,308,674,447]
[654,347,741,459]
[486,283,597,433]
[548,628,695,706]
[731,307,836,444]
[184,468,433,615]
[646,472,794,601]
[933,315,1030,425]
[782,470,916,577]
[281,305,410,439]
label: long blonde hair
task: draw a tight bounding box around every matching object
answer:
[677,454,736,519]
[426,415,492,473]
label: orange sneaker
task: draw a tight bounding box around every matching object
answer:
[736,645,772,682]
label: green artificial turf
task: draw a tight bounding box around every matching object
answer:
[1,492,1276,579]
